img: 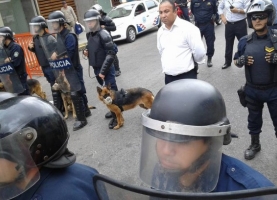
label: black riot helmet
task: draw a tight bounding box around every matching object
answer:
[0,26,14,41]
[140,79,231,193]
[47,11,67,33]
[246,0,276,28]
[29,15,47,35]
[0,95,75,168]
[83,9,101,33]
[0,92,16,102]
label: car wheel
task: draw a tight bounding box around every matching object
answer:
[126,26,136,43]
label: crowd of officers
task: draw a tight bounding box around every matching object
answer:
[0,4,120,131]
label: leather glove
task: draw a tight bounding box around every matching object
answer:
[236,55,248,67]
[266,53,277,64]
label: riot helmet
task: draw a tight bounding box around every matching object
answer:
[0,95,75,199]
[29,15,47,35]
[0,26,14,46]
[83,9,101,33]
[140,79,231,193]
[0,92,16,102]
[47,11,67,34]
[91,4,103,13]
[246,0,276,28]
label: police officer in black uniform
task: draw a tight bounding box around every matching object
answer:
[234,0,277,160]
[0,94,101,200]
[28,16,63,112]
[47,11,91,131]
[175,0,190,21]
[91,4,121,77]
[83,9,119,129]
[191,0,217,67]
[0,26,29,95]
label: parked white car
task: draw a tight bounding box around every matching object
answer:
[108,0,161,42]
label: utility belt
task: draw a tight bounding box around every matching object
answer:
[237,85,264,110]
[246,81,277,90]
[196,20,213,26]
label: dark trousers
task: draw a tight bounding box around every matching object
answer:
[225,19,247,65]
[244,85,277,136]
[197,22,215,57]
[75,66,89,106]
[180,6,190,22]
[165,69,197,85]
[94,65,118,91]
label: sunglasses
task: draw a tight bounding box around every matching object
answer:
[251,14,268,21]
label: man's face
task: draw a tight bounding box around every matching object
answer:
[87,20,97,30]
[34,25,41,34]
[0,36,4,46]
[159,2,177,28]
[0,158,21,184]
[52,22,60,31]
[251,12,268,31]
[63,3,67,8]
[156,139,208,171]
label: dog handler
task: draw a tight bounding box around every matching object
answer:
[28,16,64,112]
[234,0,277,160]
[0,94,101,200]
[83,9,119,129]
[45,11,91,131]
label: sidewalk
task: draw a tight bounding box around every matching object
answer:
[78,31,87,51]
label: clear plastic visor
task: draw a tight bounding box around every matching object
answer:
[0,127,39,200]
[46,19,61,34]
[83,18,100,33]
[29,23,42,36]
[139,112,224,193]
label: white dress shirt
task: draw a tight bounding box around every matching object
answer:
[218,0,250,22]
[157,17,205,76]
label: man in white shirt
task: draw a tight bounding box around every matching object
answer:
[61,1,78,31]
[157,0,205,84]
[218,0,250,69]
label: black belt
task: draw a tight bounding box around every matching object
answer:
[227,18,245,24]
[196,21,212,26]
[246,82,277,90]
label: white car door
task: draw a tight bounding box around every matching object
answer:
[133,3,149,34]
[144,0,160,28]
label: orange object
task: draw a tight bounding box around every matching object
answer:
[14,33,44,78]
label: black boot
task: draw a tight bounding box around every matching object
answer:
[52,90,64,114]
[244,135,261,160]
[85,105,92,117]
[71,94,87,131]
[109,112,118,129]
[207,57,213,67]
[105,111,113,118]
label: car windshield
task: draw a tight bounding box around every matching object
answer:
[108,4,135,19]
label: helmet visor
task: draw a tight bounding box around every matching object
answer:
[139,112,224,193]
[0,127,39,200]
[29,23,42,35]
[46,19,61,34]
[83,18,100,33]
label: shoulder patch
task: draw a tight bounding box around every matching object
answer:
[14,51,19,57]
[265,46,275,53]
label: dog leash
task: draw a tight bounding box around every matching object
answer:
[88,66,106,87]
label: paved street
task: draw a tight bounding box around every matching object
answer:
[36,23,277,187]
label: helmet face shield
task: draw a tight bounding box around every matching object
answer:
[29,23,42,35]
[83,17,100,33]
[47,19,61,34]
[139,111,225,193]
[0,127,39,200]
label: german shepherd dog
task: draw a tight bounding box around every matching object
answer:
[0,79,46,99]
[52,72,95,119]
[27,79,47,99]
[97,85,154,130]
